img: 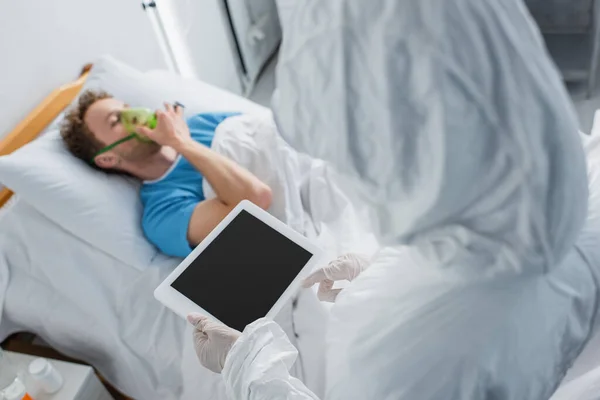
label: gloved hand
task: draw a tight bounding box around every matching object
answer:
[302,253,371,302]
[187,313,241,374]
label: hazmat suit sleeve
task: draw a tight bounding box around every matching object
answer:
[222,319,319,400]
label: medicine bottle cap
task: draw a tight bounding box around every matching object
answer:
[28,358,51,378]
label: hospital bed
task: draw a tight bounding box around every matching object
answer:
[0,55,351,400]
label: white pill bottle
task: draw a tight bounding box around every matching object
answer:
[28,358,63,394]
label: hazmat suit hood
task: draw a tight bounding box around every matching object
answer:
[272,0,588,275]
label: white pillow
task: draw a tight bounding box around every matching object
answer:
[0,55,267,267]
[144,70,268,115]
[0,131,155,268]
[83,55,267,116]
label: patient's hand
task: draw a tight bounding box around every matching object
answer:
[136,103,190,149]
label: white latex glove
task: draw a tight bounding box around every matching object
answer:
[302,253,371,302]
[187,313,241,374]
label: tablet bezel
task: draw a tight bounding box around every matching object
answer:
[154,199,323,326]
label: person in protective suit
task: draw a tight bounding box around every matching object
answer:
[186,0,600,398]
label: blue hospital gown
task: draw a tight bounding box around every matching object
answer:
[140,112,239,257]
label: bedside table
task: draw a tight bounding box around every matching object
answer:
[5,351,114,400]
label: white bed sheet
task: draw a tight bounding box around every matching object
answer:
[0,197,186,399]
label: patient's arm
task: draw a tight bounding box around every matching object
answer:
[179,140,272,246]
[138,105,272,247]
[178,138,272,210]
[186,198,235,246]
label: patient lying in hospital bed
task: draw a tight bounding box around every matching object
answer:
[61,90,273,258]
[0,56,351,400]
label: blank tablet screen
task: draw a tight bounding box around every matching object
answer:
[171,210,314,332]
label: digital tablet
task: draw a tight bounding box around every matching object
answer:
[154,200,323,332]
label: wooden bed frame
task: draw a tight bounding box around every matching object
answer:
[0,64,132,400]
[0,64,92,208]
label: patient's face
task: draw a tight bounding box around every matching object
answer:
[85,98,160,163]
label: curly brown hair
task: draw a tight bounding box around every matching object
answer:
[60,89,112,168]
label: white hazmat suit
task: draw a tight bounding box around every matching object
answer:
[199,0,600,398]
